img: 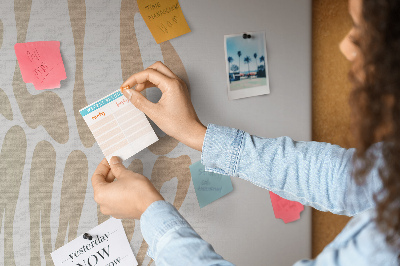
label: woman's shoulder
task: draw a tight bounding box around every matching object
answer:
[322,209,399,265]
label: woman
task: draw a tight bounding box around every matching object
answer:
[91,0,400,264]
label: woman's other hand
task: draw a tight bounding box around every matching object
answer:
[120,61,206,151]
[92,157,164,219]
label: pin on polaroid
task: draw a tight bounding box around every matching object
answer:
[224,31,270,100]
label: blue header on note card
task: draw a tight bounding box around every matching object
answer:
[80,91,123,116]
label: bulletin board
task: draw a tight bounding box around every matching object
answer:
[0,0,311,265]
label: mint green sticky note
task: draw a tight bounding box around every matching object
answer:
[189,160,233,208]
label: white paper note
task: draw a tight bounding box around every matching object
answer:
[80,90,158,162]
[51,218,138,266]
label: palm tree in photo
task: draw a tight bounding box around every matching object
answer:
[231,64,239,83]
[231,64,239,73]
[227,56,234,73]
[253,53,258,73]
[237,51,242,77]
[260,55,265,71]
[244,56,251,78]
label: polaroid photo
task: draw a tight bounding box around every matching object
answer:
[224,31,270,100]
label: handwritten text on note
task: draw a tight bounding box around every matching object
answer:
[269,191,304,223]
[14,41,67,90]
[190,161,233,208]
[137,0,191,43]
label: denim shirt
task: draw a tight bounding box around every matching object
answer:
[140,124,399,265]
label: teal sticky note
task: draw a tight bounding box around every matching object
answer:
[189,160,233,208]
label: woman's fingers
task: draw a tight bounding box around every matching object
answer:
[105,168,116,183]
[135,81,156,92]
[91,159,111,200]
[147,61,177,79]
[121,68,174,93]
[118,62,205,151]
[135,61,178,91]
[121,88,158,119]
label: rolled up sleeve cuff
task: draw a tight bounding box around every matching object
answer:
[201,124,245,176]
[140,200,191,259]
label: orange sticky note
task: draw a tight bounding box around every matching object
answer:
[137,0,191,44]
[14,41,66,90]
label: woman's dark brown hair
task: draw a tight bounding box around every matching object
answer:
[350,0,400,252]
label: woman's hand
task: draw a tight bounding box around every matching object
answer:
[92,157,164,219]
[120,61,206,151]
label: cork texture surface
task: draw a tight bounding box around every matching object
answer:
[312,0,353,257]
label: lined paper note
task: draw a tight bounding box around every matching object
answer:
[14,41,67,90]
[80,90,158,162]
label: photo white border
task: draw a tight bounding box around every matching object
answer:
[224,31,270,100]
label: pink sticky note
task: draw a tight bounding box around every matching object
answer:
[269,191,304,223]
[14,41,67,90]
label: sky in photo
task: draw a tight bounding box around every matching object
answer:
[226,32,267,73]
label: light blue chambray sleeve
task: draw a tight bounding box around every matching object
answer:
[293,210,399,266]
[140,200,234,266]
[201,124,382,216]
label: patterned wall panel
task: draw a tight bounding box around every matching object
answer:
[0,1,197,265]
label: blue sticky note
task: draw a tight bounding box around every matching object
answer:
[189,160,233,208]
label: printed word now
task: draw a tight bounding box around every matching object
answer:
[76,245,110,266]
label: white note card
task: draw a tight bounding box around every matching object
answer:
[51,218,138,266]
[80,89,158,162]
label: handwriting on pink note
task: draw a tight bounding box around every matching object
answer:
[269,191,304,224]
[14,41,67,90]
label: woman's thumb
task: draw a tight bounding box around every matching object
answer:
[123,89,154,116]
[109,156,127,177]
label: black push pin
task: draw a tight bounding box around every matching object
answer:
[243,33,252,39]
[83,233,94,240]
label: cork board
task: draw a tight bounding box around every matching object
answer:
[312,0,353,257]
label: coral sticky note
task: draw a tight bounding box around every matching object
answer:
[137,0,191,44]
[14,41,67,90]
[269,191,304,224]
[190,161,233,208]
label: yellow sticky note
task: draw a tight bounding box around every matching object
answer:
[137,0,191,44]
